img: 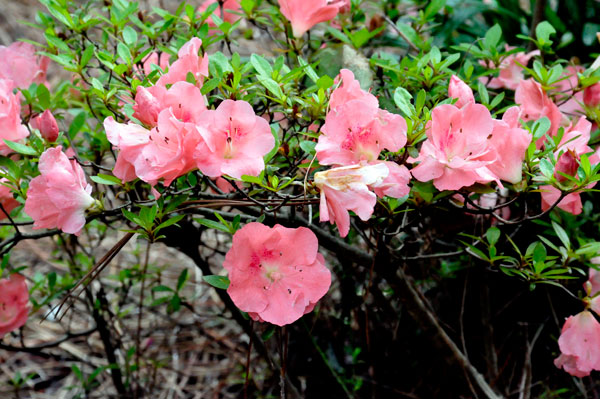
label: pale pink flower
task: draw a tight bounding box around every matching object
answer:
[0,79,29,155]
[585,266,600,315]
[24,146,95,235]
[554,311,600,377]
[194,100,274,179]
[104,117,151,183]
[410,103,499,191]
[31,109,59,142]
[315,163,388,237]
[329,69,378,111]
[0,42,49,90]
[540,117,595,215]
[278,0,346,38]
[0,274,29,337]
[584,83,600,108]
[487,106,532,184]
[316,99,407,166]
[448,75,474,108]
[223,223,331,326]
[0,179,19,220]
[370,161,411,198]
[156,38,209,88]
[553,66,585,116]
[133,81,206,127]
[106,109,201,187]
[198,0,242,25]
[515,79,563,139]
[481,46,539,91]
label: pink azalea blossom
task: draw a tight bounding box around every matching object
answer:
[24,146,95,235]
[329,69,378,111]
[0,79,29,155]
[105,109,201,187]
[448,75,474,108]
[0,274,29,337]
[223,223,331,326]
[554,311,600,377]
[278,0,346,38]
[194,100,274,179]
[0,42,49,90]
[515,79,563,140]
[585,266,600,315]
[410,103,499,191]
[198,0,242,25]
[553,66,585,116]
[31,109,59,142]
[316,99,407,166]
[133,81,206,127]
[370,161,411,198]
[0,179,19,220]
[584,83,600,108]
[487,106,532,184]
[481,46,539,91]
[315,163,388,237]
[156,38,208,88]
[540,117,595,215]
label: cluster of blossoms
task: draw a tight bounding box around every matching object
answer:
[554,268,600,377]
[315,69,410,237]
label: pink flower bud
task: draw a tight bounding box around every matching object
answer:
[584,83,600,108]
[0,274,30,337]
[31,109,59,142]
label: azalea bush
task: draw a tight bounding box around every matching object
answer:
[2,0,600,397]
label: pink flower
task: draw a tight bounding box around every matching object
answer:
[487,107,532,184]
[0,42,49,89]
[553,66,585,116]
[156,38,208,88]
[515,79,563,140]
[31,109,59,142]
[133,81,206,127]
[0,274,29,337]
[410,103,499,191]
[315,163,388,237]
[198,0,242,25]
[104,117,151,183]
[316,99,407,166]
[448,75,474,108]
[585,266,600,315]
[584,83,600,108]
[223,223,331,326]
[540,117,595,215]
[554,311,600,377]
[481,46,539,91]
[105,109,201,187]
[329,69,378,111]
[194,100,274,179]
[24,146,95,235]
[278,0,346,38]
[0,79,29,155]
[0,179,19,220]
[370,161,411,198]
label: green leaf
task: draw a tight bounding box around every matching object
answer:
[424,0,446,19]
[2,140,38,156]
[80,46,94,68]
[202,275,230,290]
[257,76,284,100]
[36,83,51,109]
[122,26,138,46]
[486,226,501,246]
[250,54,272,77]
[176,268,188,292]
[117,42,132,65]
[536,21,556,45]
[484,24,502,50]
[68,112,87,138]
[393,87,415,116]
[551,221,570,250]
[195,218,231,233]
[90,174,121,185]
[539,158,554,179]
